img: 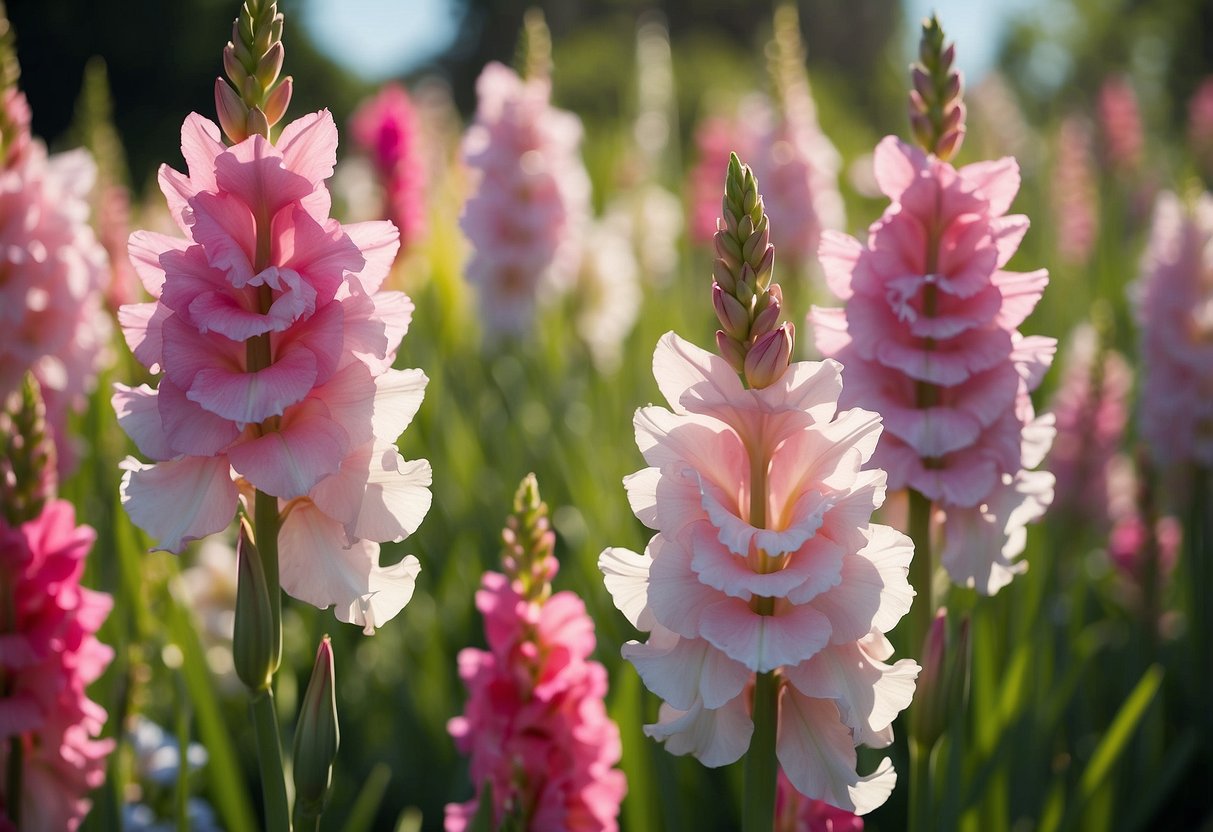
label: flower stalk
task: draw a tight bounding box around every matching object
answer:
[216,0,292,143]
[908,14,965,161]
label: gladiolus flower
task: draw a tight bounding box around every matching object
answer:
[115,110,431,632]
[0,500,114,830]
[350,84,427,253]
[459,62,590,336]
[810,136,1056,594]
[448,476,626,831]
[1051,116,1099,268]
[601,333,918,814]
[1131,191,1213,468]
[775,766,864,832]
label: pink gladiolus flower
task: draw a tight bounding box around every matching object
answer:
[114,111,431,633]
[0,499,114,830]
[0,90,112,467]
[600,333,918,815]
[1046,325,1132,524]
[1098,76,1144,175]
[685,101,842,267]
[1109,511,1180,587]
[810,136,1056,594]
[459,62,590,336]
[350,84,427,253]
[446,573,626,830]
[776,766,864,832]
[1051,116,1099,268]
[1131,191,1213,467]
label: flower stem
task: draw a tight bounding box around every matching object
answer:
[743,670,779,832]
[5,736,20,828]
[908,737,932,832]
[250,488,288,830]
[250,688,291,832]
[907,488,934,655]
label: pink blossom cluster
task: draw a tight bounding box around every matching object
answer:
[601,334,918,815]
[1098,76,1144,175]
[1108,509,1180,588]
[1131,190,1213,467]
[0,499,114,831]
[0,90,112,465]
[114,111,431,632]
[686,101,843,266]
[350,84,427,253]
[446,572,626,830]
[459,62,590,335]
[775,766,864,832]
[1051,116,1099,268]
[1046,325,1132,525]
[811,137,1056,594]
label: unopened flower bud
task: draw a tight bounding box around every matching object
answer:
[744,323,793,388]
[713,258,737,294]
[911,66,933,103]
[293,635,339,821]
[751,290,782,337]
[245,106,270,139]
[233,522,278,692]
[910,608,970,749]
[262,76,292,126]
[215,78,249,143]
[716,330,747,374]
[713,283,750,339]
[223,46,244,88]
[255,41,284,90]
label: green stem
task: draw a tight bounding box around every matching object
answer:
[907,488,934,656]
[743,671,779,832]
[254,489,283,673]
[908,738,932,832]
[250,689,290,832]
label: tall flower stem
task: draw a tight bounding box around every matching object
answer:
[908,737,932,832]
[907,488,934,654]
[249,487,288,832]
[743,435,777,832]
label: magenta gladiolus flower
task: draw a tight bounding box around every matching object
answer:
[447,478,625,831]
[0,499,114,830]
[1046,325,1131,524]
[1132,191,1213,467]
[350,83,427,253]
[810,136,1055,594]
[114,111,431,632]
[459,62,590,336]
[0,90,112,465]
[600,332,918,814]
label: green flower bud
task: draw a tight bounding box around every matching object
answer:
[293,635,339,821]
[233,521,278,692]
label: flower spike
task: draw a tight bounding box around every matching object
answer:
[501,472,557,603]
[516,7,552,82]
[713,153,792,388]
[216,0,292,143]
[908,14,965,161]
[0,374,56,527]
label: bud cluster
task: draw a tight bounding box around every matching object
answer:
[215,0,292,143]
[501,473,557,603]
[712,153,793,389]
[516,7,552,82]
[908,14,965,161]
[0,5,28,170]
[0,374,57,527]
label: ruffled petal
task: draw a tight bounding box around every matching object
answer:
[598,546,654,631]
[120,456,238,553]
[644,696,753,768]
[623,629,751,710]
[226,397,348,499]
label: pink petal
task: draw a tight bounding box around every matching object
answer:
[598,546,654,631]
[187,345,316,425]
[179,113,224,192]
[276,110,339,186]
[623,629,751,710]
[622,467,661,528]
[871,136,923,201]
[226,397,348,499]
[651,331,746,416]
[120,455,238,553]
[214,133,313,220]
[698,596,831,672]
[157,164,195,232]
[959,156,1020,215]
[817,231,862,301]
[112,383,173,461]
[646,533,720,638]
[644,697,753,768]
[633,407,747,497]
[189,192,257,287]
[274,207,363,303]
[783,637,919,748]
[158,378,241,457]
[810,523,914,643]
[118,302,169,373]
[342,220,401,293]
[128,231,188,297]
[776,686,897,815]
[278,499,420,633]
